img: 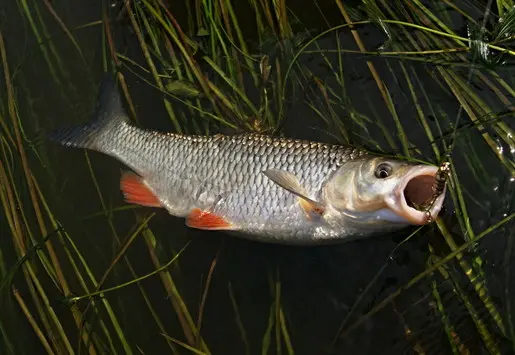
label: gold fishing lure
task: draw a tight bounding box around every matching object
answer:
[423,161,451,222]
[432,161,450,197]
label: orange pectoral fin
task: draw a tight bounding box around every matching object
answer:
[120,172,161,207]
[299,198,325,220]
[186,208,233,230]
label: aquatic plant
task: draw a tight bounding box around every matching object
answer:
[0,0,513,353]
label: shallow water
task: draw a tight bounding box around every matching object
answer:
[1,1,514,354]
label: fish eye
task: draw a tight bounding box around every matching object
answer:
[374,163,392,179]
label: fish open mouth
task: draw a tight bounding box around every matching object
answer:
[386,165,447,225]
[405,175,436,208]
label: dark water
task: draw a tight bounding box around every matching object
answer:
[1,1,514,354]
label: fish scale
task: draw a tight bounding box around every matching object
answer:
[97,116,368,240]
[51,77,446,245]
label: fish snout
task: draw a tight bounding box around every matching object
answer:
[387,165,447,225]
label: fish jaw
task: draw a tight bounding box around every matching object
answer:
[385,165,446,225]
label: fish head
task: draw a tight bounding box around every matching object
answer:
[323,157,446,226]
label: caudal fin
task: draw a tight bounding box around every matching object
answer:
[49,75,129,151]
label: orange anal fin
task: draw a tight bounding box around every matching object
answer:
[120,172,161,207]
[186,208,233,230]
[299,198,325,220]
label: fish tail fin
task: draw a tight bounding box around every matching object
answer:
[49,74,130,151]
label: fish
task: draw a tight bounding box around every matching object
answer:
[49,77,447,245]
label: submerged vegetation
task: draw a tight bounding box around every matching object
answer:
[0,0,514,354]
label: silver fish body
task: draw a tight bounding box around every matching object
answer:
[51,77,446,245]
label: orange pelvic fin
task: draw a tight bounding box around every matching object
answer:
[186,208,233,230]
[120,172,161,207]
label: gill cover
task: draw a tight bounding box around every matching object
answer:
[323,158,414,220]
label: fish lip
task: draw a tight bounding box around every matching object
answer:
[386,165,446,225]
